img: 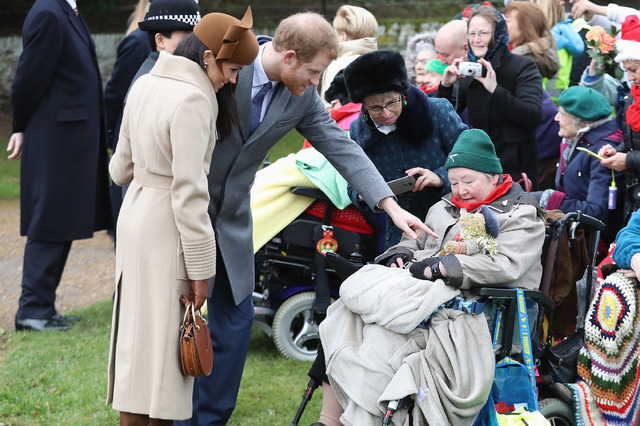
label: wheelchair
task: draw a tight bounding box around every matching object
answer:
[252,186,383,361]
[290,210,606,425]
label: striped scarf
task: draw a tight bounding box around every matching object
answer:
[568,272,640,425]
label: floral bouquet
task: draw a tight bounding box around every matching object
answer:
[584,25,624,80]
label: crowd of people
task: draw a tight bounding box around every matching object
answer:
[7,0,640,424]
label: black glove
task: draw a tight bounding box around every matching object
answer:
[409,257,443,281]
[385,253,412,267]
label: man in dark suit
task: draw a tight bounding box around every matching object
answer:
[8,0,112,331]
[179,12,433,425]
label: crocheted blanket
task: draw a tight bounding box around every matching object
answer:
[568,272,640,425]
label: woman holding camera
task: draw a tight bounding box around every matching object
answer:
[438,6,543,189]
[343,49,467,248]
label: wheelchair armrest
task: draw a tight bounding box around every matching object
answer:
[325,251,362,281]
[290,186,330,201]
[470,286,555,311]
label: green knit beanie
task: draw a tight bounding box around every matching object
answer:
[425,59,447,76]
[445,129,502,174]
[558,86,611,122]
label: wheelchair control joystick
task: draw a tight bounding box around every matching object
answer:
[349,244,364,267]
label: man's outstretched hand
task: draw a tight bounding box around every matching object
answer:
[379,196,438,240]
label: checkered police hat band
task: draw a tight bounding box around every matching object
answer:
[145,12,201,26]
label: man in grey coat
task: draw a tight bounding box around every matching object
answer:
[179,12,433,426]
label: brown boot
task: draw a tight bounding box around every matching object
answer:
[149,419,173,426]
[119,412,148,426]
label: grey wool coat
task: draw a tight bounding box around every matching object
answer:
[209,57,394,305]
[107,52,217,420]
[378,184,546,292]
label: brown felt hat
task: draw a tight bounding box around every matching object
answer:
[193,7,259,72]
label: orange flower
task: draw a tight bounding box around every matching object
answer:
[585,26,607,43]
[599,42,614,53]
[602,33,616,46]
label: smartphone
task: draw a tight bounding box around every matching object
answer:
[387,175,417,195]
[564,0,572,15]
[576,147,605,161]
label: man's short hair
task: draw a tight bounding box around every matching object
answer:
[272,12,339,63]
[147,31,172,51]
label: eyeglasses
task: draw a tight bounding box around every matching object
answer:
[467,30,492,40]
[364,97,402,115]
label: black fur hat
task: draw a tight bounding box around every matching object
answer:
[324,70,349,106]
[344,50,410,104]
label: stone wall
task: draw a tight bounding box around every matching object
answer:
[0,21,442,117]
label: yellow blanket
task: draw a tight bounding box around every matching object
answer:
[251,154,317,253]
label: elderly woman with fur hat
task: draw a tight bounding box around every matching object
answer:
[311,129,546,426]
[344,49,467,248]
[534,86,624,230]
[597,15,640,225]
[107,8,258,423]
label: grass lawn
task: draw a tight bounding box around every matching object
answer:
[0,129,319,424]
[0,301,323,425]
[0,139,20,198]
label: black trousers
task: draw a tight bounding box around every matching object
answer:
[16,238,72,319]
[308,343,329,384]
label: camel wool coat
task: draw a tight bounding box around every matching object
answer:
[106,52,217,420]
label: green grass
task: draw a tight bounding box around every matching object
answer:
[0,300,322,425]
[0,139,21,198]
[0,130,316,425]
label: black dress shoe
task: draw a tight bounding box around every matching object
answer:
[15,317,71,331]
[51,313,81,322]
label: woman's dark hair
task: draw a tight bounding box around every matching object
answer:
[173,32,240,141]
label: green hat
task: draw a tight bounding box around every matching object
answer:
[445,129,502,174]
[557,86,611,122]
[425,59,446,76]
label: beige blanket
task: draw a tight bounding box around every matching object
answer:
[320,264,495,425]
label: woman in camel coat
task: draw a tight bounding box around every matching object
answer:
[106,9,258,423]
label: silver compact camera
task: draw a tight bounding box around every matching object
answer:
[458,61,485,77]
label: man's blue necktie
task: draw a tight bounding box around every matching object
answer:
[249,82,272,134]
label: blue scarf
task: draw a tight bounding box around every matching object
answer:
[467,8,510,62]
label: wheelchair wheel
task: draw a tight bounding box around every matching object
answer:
[273,291,320,361]
[538,397,575,426]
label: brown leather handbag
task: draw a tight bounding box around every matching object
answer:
[180,302,213,377]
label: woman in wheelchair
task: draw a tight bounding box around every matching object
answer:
[310,129,547,426]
